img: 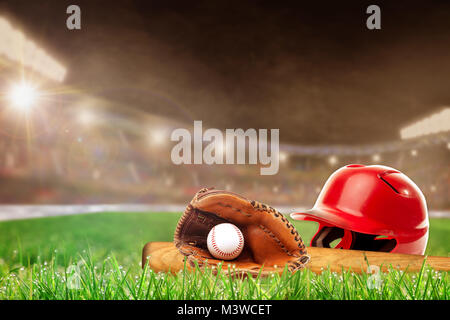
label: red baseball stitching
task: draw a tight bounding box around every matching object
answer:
[233,224,244,248]
[210,224,243,258]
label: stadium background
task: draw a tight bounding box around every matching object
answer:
[0,0,448,217]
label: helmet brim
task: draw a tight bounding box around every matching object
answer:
[290,207,394,237]
[291,208,346,226]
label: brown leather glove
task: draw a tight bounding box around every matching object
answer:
[174,188,310,277]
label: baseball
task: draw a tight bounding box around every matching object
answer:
[207,223,244,260]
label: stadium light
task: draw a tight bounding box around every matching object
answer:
[400,108,450,139]
[328,155,338,166]
[372,154,381,162]
[149,128,167,146]
[9,82,37,111]
[0,16,66,82]
[279,151,288,163]
[78,110,96,126]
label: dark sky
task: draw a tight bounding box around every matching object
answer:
[1,0,450,144]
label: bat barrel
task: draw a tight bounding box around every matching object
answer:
[143,242,450,275]
[306,247,450,274]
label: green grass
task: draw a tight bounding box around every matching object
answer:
[0,212,181,266]
[0,252,447,300]
[0,212,448,300]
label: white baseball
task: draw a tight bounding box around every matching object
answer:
[207,223,244,260]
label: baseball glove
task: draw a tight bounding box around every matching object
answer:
[174,188,310,277]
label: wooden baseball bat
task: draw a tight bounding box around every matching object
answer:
[142,241,450,274]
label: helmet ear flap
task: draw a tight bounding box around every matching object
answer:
[310,221,398,252]
[333,229,354,249]
[305,216,398,252]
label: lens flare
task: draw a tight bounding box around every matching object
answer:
[9,83,37,111]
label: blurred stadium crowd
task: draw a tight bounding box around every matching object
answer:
[0,99,448,210]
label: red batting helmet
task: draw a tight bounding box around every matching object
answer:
[291,164,429,255]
